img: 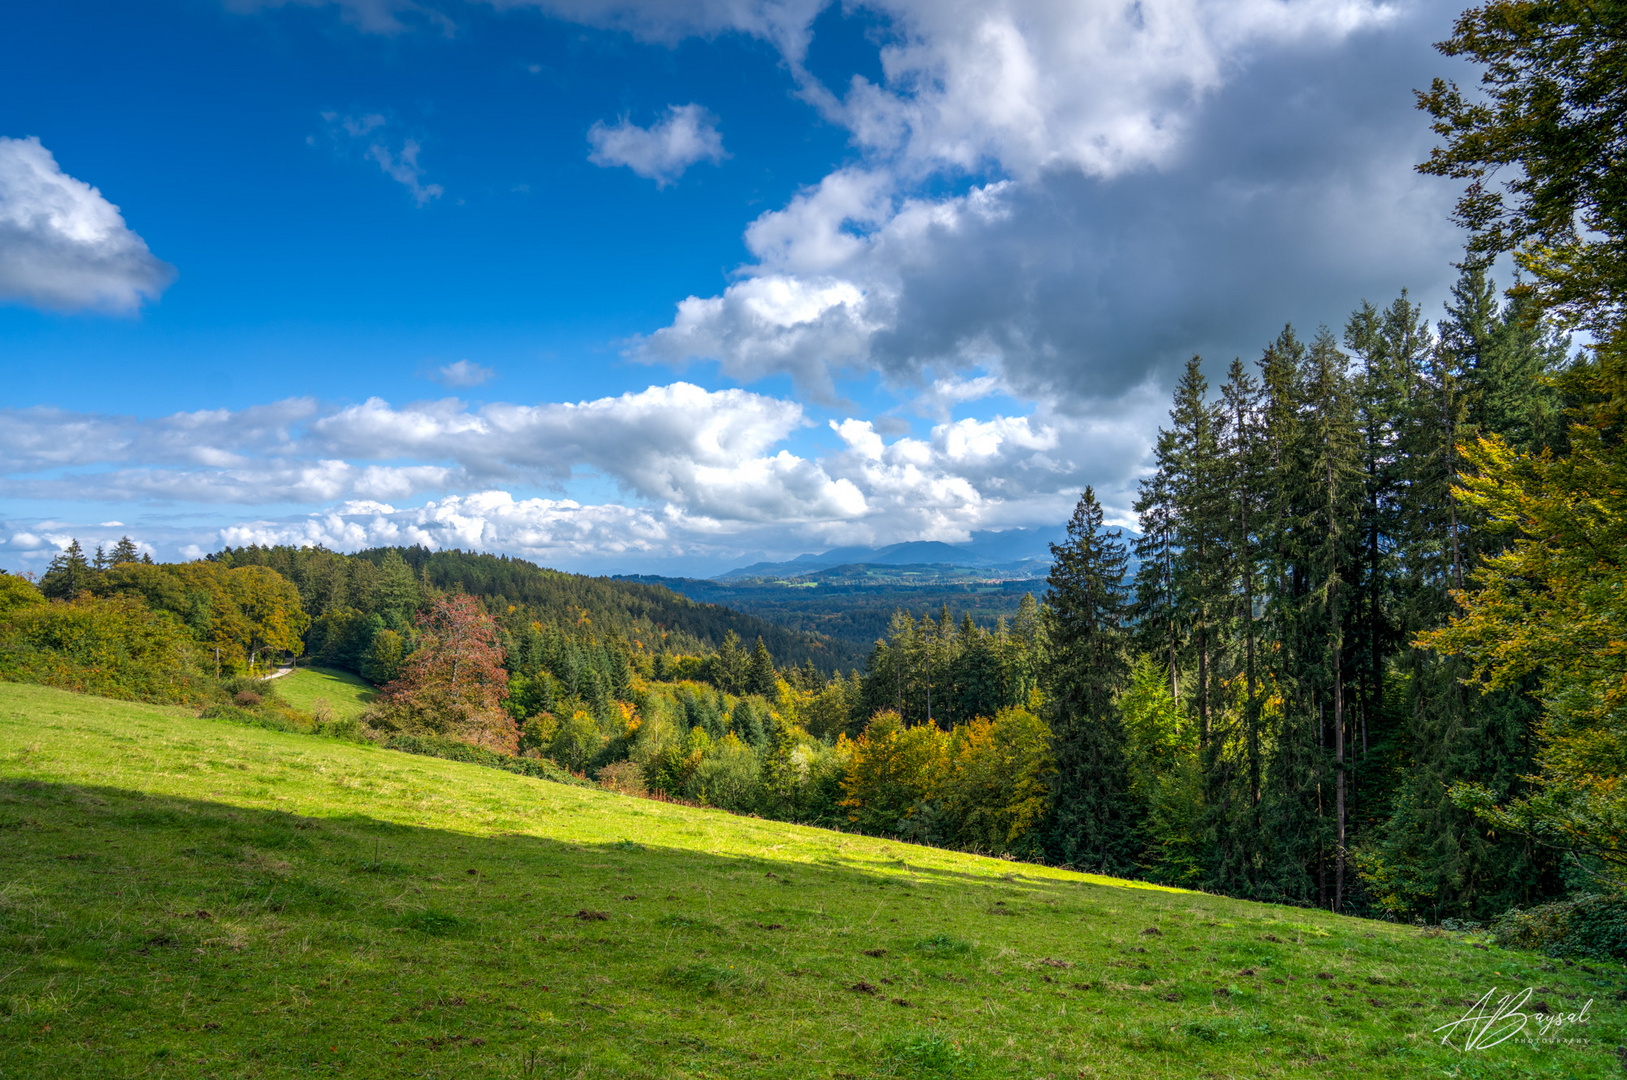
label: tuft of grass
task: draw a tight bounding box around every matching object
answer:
[661,961,743,994]
[0,681,1622,1079]
[400,909,472,937]
[912,932,973,956]
[886,1031,981,1078]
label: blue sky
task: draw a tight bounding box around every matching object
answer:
[2,0,1477,575]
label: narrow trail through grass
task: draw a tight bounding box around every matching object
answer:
[0,682,1619,1078]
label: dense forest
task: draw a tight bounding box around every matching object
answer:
[211,544,863,671]
[2,0,1624,956]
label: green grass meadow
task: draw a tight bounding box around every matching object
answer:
[0,681,1620,1078]
[268,667,375,721]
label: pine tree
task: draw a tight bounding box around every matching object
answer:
[1301,326,1364,911]
[746,636,777,697]
[1132,428,1181,701]
[1210,357,1267,893]
[375,548,421,630]
[39,539,93,600]
[1167,357,1228,751]
[1358,266,1563,919]
[1255,325,1330,906]
[1041,488,1135,873]
[712,630,748,696]
[110,536,141,565]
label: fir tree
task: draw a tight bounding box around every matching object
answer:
[1301,326,1364,911]
[1041,487,1135,873]
[110,536,141,565]
[746,636,777,697]
[39,539,93,600]
[1132,428,1181,701]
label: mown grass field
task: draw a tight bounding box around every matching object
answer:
[270,667,375,721]
[0,681,1619,1079]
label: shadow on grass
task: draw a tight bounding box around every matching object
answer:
[1,777,1612,1080]
[0,777,1223,943]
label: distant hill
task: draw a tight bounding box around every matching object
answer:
[715,526,1065,581]
[617,565,1046,648]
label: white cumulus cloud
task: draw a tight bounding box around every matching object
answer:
[0,382,1160,568]
[0,136,175,313]
[587,103,728,186]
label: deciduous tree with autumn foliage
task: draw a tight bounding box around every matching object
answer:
[374,594,516,755]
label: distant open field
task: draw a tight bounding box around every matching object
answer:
[270,666,375,721]
[0,681,1618,1078]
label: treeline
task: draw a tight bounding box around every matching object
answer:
[1035,264,1571,921]
[211,545,862,671]
[0,541,306,702]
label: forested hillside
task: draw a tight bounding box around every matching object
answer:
[210,544,863,671]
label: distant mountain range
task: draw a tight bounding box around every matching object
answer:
[714,527,1068,581]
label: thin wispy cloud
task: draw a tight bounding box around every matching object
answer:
[226,0,452,36]
[433,360,496,387]
[321,111,444,205]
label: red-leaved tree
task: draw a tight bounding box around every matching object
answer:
[376,594,515,754]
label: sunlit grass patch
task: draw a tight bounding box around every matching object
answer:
[0,681,1622,1079]
[274,665,375,720]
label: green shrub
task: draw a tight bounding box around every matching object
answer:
[316,716,366,742]
[381,734,592,787]
[597,759,646,795]
[1490,893,1627,960]
[222,675,280,702]
[198,704,301,733]
[0,574,44,617]
[684,733,762,812]
[0,595,212,704]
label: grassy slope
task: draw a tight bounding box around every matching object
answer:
[272,667,375,721]
[0,683,1618,1079]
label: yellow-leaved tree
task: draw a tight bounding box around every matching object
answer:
[1416,0,1627,883]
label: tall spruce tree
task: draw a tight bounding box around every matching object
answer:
[1208,357,1267,893]
[109,536,141,565]
[1168,357,1228,752]
[1357,266,1564,919]
[1132,428,1181,702]
[746,636,777,697]
[1254,325,1330,905]
[1298,327,1365,910]
[40,539,93,600]
[1042,487,1135,873]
